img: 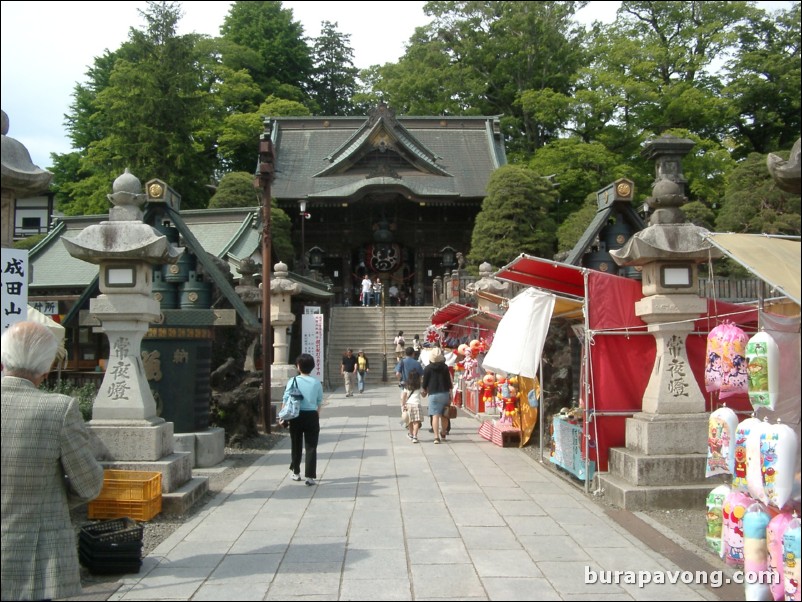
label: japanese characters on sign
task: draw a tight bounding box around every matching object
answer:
[302,312,325,381]
[2,249,28,331]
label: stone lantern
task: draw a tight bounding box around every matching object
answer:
[599,135,724,509]
[269,261,301,400]
[62,169,183,459]
[466,261,509,313]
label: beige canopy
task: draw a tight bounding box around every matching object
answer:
[703,233,801,306]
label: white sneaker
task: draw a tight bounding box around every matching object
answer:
[305,478,316,486]
[412,437,418,444]
[291,473,301,481]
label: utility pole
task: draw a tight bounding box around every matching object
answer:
[257,120,275,434]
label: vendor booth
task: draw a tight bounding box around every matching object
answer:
[492,253,768,486]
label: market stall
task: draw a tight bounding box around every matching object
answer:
[493,253,762,483]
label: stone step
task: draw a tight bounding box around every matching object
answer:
[161,476,209,516]
[596,471,712,511]
[607,448,707,486]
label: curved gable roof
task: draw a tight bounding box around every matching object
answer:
[316,104,451,178]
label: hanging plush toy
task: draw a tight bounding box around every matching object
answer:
[732,416,762,494]
[722,490,752,567]
[747,418,770,503]
[783,514,801,601]
[705,322,750,398]
[743,502,773,601]
[760,420,798,509]
[768,512,796,601]
[706,485,731,556]
[706,406,738,477]
[746,330,780,411]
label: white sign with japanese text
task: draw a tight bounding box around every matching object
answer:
[301,313,324,382]
[2,249,28,331]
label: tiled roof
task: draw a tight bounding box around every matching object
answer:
[270,113,506,202]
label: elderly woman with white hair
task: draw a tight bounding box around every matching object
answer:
[421,346,453,444]
[1,321,104,601]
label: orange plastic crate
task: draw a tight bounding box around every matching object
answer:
[87,470,163,521]
[87,496,162,521]
[95,470,162,502]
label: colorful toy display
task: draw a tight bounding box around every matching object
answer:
[706,485,731,555]
[706,406,738,477]
[705,321,749,398]
[746,330,779,411]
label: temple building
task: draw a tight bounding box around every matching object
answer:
[269,103,507,305]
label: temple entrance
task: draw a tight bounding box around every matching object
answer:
[351,242,416,306]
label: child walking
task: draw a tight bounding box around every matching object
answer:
[402,371,424,443]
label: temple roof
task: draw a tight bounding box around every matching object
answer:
[269,105,507,203]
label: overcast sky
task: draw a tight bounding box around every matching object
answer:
[0,1,792,170]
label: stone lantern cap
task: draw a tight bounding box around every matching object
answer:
[610,223,722,266]
[1,109,53,195]
[270,261,301,295]
[61,169,183,265]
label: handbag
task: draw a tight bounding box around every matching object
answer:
[278,377,303,422]
[447,405,458,419]
[400,409,410,427]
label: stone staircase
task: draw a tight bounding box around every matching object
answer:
[325,306,434,390]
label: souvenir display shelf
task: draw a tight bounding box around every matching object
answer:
[550,414,595,481]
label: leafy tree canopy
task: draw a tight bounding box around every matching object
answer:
[468,165,558,267]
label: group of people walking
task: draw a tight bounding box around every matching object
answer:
[395,345,454,444]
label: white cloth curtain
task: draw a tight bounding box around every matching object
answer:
[482,288,555,378]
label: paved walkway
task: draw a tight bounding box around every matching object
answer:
[101,384,733,601]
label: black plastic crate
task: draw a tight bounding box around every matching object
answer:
[79,517,143,546]
[79,518,143,575]
[79,550,142,575]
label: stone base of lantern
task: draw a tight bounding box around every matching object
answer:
[597,412,710,510]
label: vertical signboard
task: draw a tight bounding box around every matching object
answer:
[301,312,324,382]
[2,249,28,332]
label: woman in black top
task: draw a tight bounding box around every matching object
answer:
[421,346,453,444]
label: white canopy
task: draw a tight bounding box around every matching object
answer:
[482,287,555,378]
[27,305,67,362]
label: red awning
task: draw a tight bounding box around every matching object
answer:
[430,302,474,326]
[494,254,587,299]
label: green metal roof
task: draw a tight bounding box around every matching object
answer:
[29,208,263,291]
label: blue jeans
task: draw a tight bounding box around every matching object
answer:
[356,370,366,392]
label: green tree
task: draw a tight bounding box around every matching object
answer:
[556,194,597,254]
[54,1,217,214]
[309,21,359,115]
[716,151,801,235]
[219,1,313,101]
[468,165,558,266]
[209,171,295,264]
[724,2,801,157]
[217,96,311,175]
[372,1,586,155]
